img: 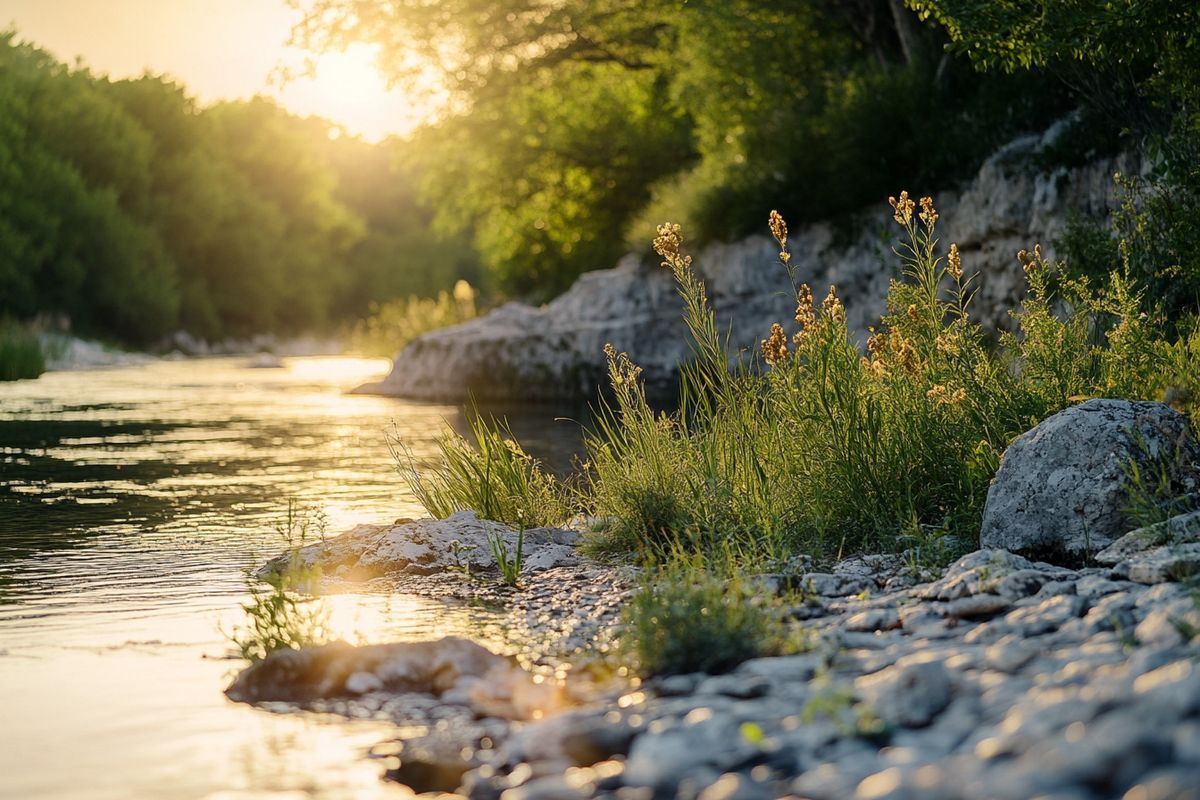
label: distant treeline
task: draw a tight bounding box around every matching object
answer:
[0,32,478,345]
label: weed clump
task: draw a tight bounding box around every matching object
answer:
[620,556,793,677]
[229,501,331,662]
[393,410,568,529]
[0,321,45,381]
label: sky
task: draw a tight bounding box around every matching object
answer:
[0,0,430,141]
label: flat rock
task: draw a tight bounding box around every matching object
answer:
[225,636,559,720]
[259,510,579,579]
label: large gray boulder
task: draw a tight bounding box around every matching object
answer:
[981,399,1199,563]
[364,128,1131,401]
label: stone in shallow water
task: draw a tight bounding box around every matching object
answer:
[225,635,559,720]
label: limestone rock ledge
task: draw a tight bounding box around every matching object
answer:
[365,127,1133,401]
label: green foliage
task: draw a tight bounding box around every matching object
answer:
[490,526,525,587]
[293,1,1071,295]
[392,410,568,529]
[229,501,331,662]
[1059,131,1200,337]
[352,280,478,357]
[0,32,478,345]
[1122,438,1200,532]
[585,198,1181,564]
[907,0,1200,118]
[619,555,792,677]
[0,320,44,381]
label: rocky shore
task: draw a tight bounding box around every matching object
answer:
[229,400,1200,799]
[232,523,1200,800]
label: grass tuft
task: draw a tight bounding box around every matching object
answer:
[392,408,568,528]
[0,321,45,381]
[229,500,331,662]
[619,552,795,678]
[584,196,1184,566]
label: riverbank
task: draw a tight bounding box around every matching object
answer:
[235,510,1200,800]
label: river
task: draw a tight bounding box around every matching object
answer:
[0,356,583,800]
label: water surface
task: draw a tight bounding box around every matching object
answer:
[0,357,582,800]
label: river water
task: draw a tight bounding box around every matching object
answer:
[0,357,583,800]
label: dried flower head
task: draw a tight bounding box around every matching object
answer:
[821,285,845,324]
[603,343,642,387]
[861,356,888,378]
[653,223,691,270]
[919,196,938,227]
[947,243,962,281]
[888,191,915,226]
[906,304,919,322]
[761,323,789,366]
[935,332,962,357]
[927,383,967,406]
[1016,244,1043,276]
[889,330,918,372]
[769,210,788,247]
[794,283,815,329]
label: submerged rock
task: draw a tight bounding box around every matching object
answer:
[225,635,560,720]
[258,510,580,580]
[981,400,1199,564]
[364,131,1131,402]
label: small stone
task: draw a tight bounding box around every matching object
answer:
[845,608,902,632]
[944,594,1010,619]
[501,776,588,800]
[856,655,953,728]
[805,572,873,597]
[1095,509,1200,564]
[697,772,774,800]
[1116,543,1200,584]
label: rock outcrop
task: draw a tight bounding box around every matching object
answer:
[980,400,1199,564]
[366,127,1133,401]
[259,510,581,580]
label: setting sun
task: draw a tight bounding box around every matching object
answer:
[277,43,443,140]
[0,0,438,140]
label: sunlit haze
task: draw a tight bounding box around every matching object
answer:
[0,0,434,140]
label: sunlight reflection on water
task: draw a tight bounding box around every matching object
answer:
[0,356,582,800]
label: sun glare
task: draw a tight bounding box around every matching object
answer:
[274,43,438,141]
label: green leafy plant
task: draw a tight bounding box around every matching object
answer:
[391,409,568,529]
[229,500,331,662]
[619,553,794,677]
[352,280,478,357]
[489,524,524,587]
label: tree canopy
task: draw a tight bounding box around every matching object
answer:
[290,0,1076,297]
